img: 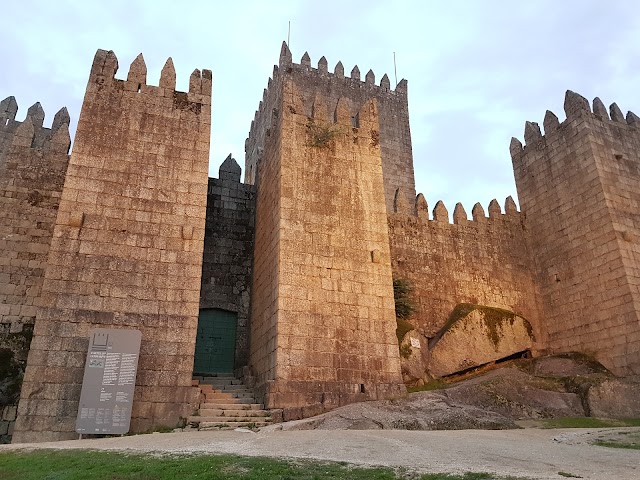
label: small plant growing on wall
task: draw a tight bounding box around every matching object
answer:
[399,344,413,359]
[393,278,415,344]
[306,122,342,149]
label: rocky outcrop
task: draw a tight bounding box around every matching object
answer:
[272,354,640,431]
[587,378,640,418]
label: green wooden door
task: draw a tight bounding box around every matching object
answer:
[193,309,237,375]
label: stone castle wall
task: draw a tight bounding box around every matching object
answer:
[12,50,212,442]
[389,196,541,340]
[511,91,640,375]
[245,43,416,214]
[0,98,71,443]
[200,156,256,370]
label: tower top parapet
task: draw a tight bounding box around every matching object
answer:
[87,49,212,106]
[0,96,71,153]
[510,90,640,161]
[277,41,408,96]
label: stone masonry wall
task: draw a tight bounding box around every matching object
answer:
[245,42,416,214]
[200,156,256,370]
[511,91,640,375]
[249,74,283,401]
[389,196,542,340]
[0,98,71,443]
[251,71,405,420]
[12,50,211,443]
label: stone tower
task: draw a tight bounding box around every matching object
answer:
[245,44,406,419]
[511,91,640,376]
[12,50,212,442]
[245,42,416,214]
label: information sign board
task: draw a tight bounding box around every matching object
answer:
[75,328,142,435]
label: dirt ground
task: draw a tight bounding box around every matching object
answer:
[2,427,639,480]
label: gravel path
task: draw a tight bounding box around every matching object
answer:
[2,427,639,479]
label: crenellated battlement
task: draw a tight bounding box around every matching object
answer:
[87,49,212,108]
[278,42,406,96]
[392,187,520,225]
[510,90,640,162]
[0,96,71,156]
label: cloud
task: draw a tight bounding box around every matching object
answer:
[2,0,639,211]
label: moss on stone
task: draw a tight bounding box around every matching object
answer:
[0,325,35,406]
[399,344,412,359]
[396,318,413,344]
[477,307,516,347]
[430,303,534,349]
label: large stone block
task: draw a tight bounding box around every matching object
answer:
[427,305,534,378]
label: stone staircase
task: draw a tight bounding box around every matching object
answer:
[188,375,271,430]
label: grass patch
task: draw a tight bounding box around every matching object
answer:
[594,440,640,450]
[593,431,640,450]
[557,472,582,478]
[540,417,640,429]
[421,475,523,480]
[407,378,448,393]
[0,450,530,479]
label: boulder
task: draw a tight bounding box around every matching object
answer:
[428,305,533,377]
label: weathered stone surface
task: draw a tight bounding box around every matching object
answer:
[427,306,533,378]
[443,368,585,419]
[531,354,609,377]
[279,389,518,431]
[587,378,640,418]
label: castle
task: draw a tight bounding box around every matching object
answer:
[1,42,639,443]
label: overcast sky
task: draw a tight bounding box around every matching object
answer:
[2,1,639,213]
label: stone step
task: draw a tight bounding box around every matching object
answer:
[198,421,271,430]
[199,409,270,417]
[205,391,255,399]
[200,403,264,410]
[215,384,250,391]
[194,375,235,381]
[200,378,244,387]
[202,397,256,405]
[210,388,253,395]
[192,374,267,432]
[189,415,272,423]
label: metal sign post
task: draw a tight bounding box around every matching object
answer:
[75,328,142,435]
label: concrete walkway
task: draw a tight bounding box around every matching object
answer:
[2,428,639,479]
